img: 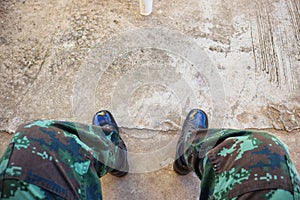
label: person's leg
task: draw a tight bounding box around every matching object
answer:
[0,113,128,199]
[174,109,300,199]
[0,120,104,199]
[201,131,297,199]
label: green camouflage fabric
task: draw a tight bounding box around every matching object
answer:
[0,120,127,200]
[183,129,300,200]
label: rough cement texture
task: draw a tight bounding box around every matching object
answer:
[0,0,299,199]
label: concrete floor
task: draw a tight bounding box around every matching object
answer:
[0,0,299,199]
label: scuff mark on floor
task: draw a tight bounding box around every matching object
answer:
[254,0,280,85]
[252,0,299,91]
[286,0,300,49]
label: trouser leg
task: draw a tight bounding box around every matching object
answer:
[0,179,64,200]
[0,120,128,199]
[49,121,128,177]
[183,129,300,199]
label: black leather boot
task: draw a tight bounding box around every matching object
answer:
[93,110,128,177]
[173,109,208,175]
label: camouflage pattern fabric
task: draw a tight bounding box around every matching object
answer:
[183,129,300,200]
[0,120,127,200]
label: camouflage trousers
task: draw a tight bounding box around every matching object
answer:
[0,120,127,200]
[183,129,300,200]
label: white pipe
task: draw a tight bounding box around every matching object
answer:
[139,0,153,16]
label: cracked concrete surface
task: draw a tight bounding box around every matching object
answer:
[0,0,299,199]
